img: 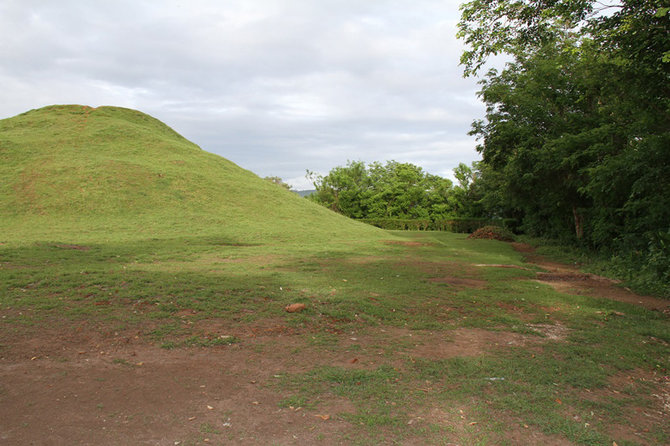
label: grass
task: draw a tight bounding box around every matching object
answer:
[1,105,668,444]
[2,229,668,444]
[0,105,381,245]
[3,228,668,444]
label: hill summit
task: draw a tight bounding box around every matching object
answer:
[0,105,378,242]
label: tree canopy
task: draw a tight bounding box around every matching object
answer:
[459,0,670,293]
[307,160,461,220]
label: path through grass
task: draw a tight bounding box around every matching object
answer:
[1,230,668,445]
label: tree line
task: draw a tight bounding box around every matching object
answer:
[283,0,668,294]
[457,0,669,294]
[305,160,480,221]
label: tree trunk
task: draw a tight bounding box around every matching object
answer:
[332,190,339,212]
[572,205,583,240]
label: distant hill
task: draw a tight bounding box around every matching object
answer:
[0,105,379,243]
[294,189,316,197]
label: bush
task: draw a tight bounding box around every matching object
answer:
[468,225,516,242]
[358,218,431,230]
[608,229,670,297]
[358,218,518,233]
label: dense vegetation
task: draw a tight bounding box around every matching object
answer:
[456,0,670,295]
[306,160,481,220]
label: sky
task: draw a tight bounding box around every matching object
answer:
[1,0,488,190]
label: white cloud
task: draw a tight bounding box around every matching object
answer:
[0,0,486,189]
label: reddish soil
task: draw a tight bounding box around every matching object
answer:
[0,320,582,446]
[511,243,670,312]
[0,325,358,446]
[593,370,670,444]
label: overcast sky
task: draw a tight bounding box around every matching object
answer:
[1,0,487,189]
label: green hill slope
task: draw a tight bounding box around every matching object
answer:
[0,105,379,243]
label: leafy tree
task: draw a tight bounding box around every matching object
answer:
[458,0,670,293]
[449,162,483,217]
[307,161,455,220]
[306,161,371,218]
[467,161,519,220]
[471,39,608,239]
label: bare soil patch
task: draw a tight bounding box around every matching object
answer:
[579,369,670,445]
[0,321,367,445]
[0,320,573,445]
[401,327,535,359]
[475,263,532,270]
[512,243,670,312]
[526,323,571,341]
[0,341,353,445]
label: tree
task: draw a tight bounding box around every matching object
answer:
[458,0,670,293]
[307,160,455,220]
[470,39,610,239]
[306,161,371,218]
[458,0,616,76]
[449,162,484,217]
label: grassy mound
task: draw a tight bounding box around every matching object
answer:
[0,105,380,244]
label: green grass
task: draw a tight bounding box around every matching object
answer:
[1,105,668,445]
[0,104,381,244]
[2,227,668,444]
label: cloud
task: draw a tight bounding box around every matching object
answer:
[0,0,485,190]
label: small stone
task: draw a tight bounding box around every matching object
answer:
[285,303,306,313]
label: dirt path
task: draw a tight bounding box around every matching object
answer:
[512,242,670,313]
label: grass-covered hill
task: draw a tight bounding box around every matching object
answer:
[0,105,379,243]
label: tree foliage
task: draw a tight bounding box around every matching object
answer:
[307,161,459,220]
[459,0,670,294]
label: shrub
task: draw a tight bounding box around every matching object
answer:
[359,217,518,233]
[468,225,516,242]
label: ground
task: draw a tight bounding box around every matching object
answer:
[1,242,668,445]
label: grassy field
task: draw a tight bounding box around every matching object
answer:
[1,228,668,445]
[1,106,668,445]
